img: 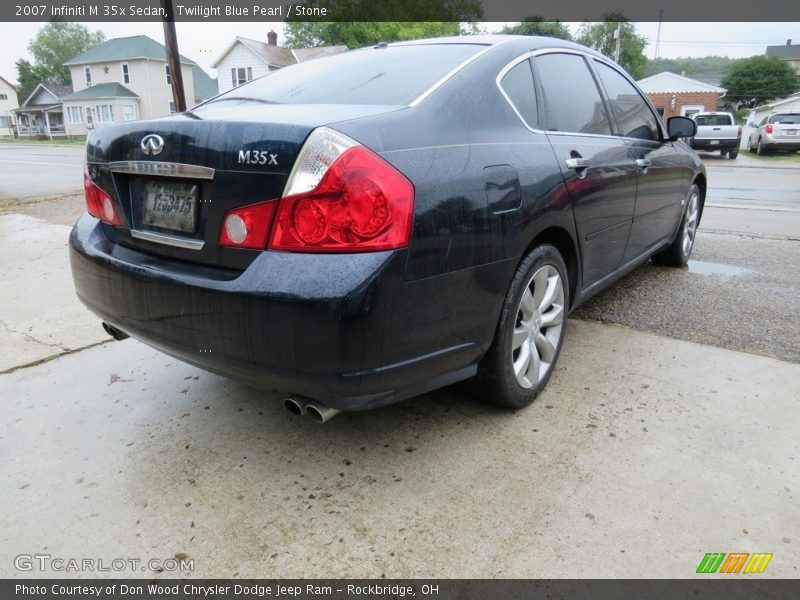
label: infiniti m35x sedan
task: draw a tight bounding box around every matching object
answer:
[70,36,704,422]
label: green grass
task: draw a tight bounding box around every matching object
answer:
[745,150,800,163]
[0,138,85,146]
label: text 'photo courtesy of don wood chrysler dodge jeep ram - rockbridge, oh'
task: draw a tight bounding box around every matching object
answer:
[70,36,705,422]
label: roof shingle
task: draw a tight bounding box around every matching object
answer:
[65,35,195,66]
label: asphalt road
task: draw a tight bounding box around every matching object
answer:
[0,144,84,202]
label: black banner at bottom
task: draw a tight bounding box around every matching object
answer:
[3,580,799,600]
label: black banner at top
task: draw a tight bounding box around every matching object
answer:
[3,0,800,22]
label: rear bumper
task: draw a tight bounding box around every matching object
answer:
[689,138,739,151]
[69,214,492,410]
[761,137,800,151]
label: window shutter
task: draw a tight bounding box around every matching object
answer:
[232,68,236,88]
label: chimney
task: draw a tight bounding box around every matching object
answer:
[267,30,278,46]
[788,39,793,46]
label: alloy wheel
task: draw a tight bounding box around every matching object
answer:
[510,265,565,389]
[682,189,699,257]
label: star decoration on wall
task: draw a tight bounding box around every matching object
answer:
[103,65,109,74]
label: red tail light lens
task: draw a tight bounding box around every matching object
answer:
[737,126,742,139]
[269,128,414,252]
[84,172,120,225]
[765,124,773,134]
[219,201,277,248]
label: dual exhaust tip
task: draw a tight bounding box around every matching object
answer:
[284,396,341,423]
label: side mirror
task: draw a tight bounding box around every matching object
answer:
[667,116,697,141]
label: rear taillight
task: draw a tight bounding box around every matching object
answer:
[268,127,414,253]
[737,126,742,139]
[84,172,120,225]
[765,124,773,134]
[219,201,276,248]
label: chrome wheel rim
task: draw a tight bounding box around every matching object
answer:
[682,190,699,257]
[511,265,565,389]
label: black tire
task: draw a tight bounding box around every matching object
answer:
[720,150,728,157]
[653,183,701,267]
[728,149,738,159]
[747,139,755,153]
[756,138,768,155]
[476,244,569,409]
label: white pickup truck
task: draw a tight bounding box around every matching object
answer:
[688,112,742,159]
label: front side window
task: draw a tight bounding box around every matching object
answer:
[84,66,92,87]
[499,58,538,129]
[593,60,660,141]
[534,53,611,135]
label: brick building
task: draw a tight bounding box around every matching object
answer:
[636,72,726,121]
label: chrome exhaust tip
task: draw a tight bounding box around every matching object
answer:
[102,322,129,341]
[284,396,311,416]
[305,400,341,424]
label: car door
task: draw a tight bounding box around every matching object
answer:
[532,51,638,288]
[590,59,686,262]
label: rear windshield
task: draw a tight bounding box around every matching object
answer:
[770,114,800,124]
[695,114,732,126]
[205,44,485,106]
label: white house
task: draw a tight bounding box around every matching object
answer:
[0,75,19,138]
[13,83,72,138]
[212,30,346,94]
[60,35,218,137]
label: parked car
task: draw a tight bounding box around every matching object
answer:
[747,112,800,155]
[70,36,705,422]
[688,111,741,159]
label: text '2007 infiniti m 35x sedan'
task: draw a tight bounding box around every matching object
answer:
[70,35,705,422]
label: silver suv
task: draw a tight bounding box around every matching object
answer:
[746,113,800,155]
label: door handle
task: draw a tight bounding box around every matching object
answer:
[635,158,651,170]
[565,158,590,170]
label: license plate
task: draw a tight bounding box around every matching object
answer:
[785,130,797,136]
[709,140,719,145]
[142,181,198,233]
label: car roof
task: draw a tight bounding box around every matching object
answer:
[388,34,605,58]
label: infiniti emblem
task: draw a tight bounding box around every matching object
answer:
[140,134,164,156]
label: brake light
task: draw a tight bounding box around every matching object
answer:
[219,201,276,248]
[737,126,742,139]
[765,124,773,134]
[268,127,414,253]
[84,172,120,225]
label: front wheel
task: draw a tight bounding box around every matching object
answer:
[653,183,700,267]
[477,244,569,408]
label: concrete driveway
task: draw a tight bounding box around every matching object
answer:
[0,159,798,578]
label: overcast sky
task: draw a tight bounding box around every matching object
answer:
[0,21,796,86]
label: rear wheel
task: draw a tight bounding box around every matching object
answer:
[477,244,568,408]
[653,184,700,267]
[757,138,768,155]
[728,149,738,159]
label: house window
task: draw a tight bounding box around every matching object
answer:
[68,106,84,123]
[0,116,9,128]
[168,101,176,114]
[0,93,7,100]
[231,67,252,88]
[122,105,136,121]
[121,63,130,84]
[165,65,172,86]
[95,104,113,123]
[84,66,92,87]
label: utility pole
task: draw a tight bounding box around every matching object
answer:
[160,0,186,112]
[654,9,664,59]
[613,22,622,62]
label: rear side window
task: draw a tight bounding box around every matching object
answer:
[499,59,537,129]
[534,53,611,135]
[694,114,732,126]
[205,44,485,106]
[593,61,660,141]
[770,114,800,124]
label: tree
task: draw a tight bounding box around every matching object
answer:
[721,55,799,108]
[577,16,647,79]
[501,18,572,41]
[284,0,482,48]
[16,22,105,101]
[284,22,465,49]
